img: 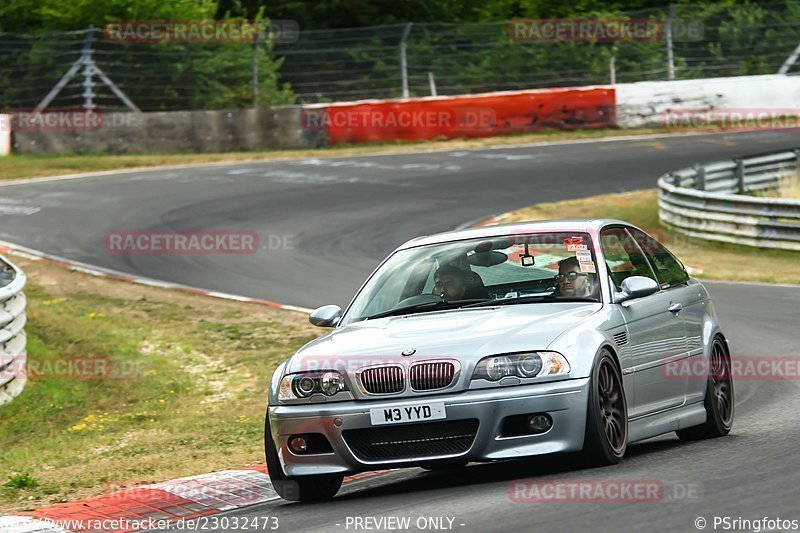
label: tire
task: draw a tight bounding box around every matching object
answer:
[676,337,734,441]
[582,350,628,466]
[264,411,343,502]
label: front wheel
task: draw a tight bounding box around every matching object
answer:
[582,350,628,466]
[264,411,343,502]
[676,337,734,441]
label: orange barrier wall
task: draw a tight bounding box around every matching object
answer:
[305,87,616,144]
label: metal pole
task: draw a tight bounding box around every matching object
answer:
[666,4,676,81]
[694,163,706,191]
[609,54,616,84]
[92,65,141,112]
[82,26,97,110]
[34,25,139,114]
[778,42,800,74]
[735,159,745,193]
[34,58,84,113]
[400,23,413,98]
[428,71,437,96]
[252,25,259,108]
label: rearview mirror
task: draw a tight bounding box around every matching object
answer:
[614,276,659,304]
[309,305,342,327]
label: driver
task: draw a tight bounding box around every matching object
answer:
[554,257,591,297]
[432,265,467,300]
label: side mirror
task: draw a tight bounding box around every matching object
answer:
[309,305,342,327]
[614,276,659,304]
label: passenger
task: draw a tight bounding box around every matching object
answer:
[554,257,591,297]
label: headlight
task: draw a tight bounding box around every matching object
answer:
[472,352,570,381]
[278,371,348,401]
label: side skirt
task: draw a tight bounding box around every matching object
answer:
[628,401,707,443]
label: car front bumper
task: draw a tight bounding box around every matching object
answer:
[268,377,590,476]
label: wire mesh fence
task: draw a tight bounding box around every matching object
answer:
[2,2,800,111]
[0,24,292,112]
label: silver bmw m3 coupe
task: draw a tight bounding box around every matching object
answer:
[265,219,734,501]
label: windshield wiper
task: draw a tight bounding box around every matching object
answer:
[463,295,599,308]
[361,299,489,321]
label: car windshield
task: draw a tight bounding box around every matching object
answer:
[344,232,601,323]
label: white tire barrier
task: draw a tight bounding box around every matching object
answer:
[0,255,27,405]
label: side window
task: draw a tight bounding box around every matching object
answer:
[600,228,657,291]
[628,228,689,289]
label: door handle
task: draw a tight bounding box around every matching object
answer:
[668,302,682,313]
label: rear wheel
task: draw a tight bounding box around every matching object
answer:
[264,411,343,502]
[582,350,628,466]
[676,337,734,441]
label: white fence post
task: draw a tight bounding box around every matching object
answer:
[0,115,10,156]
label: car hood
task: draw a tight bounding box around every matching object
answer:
[286,303,602,373]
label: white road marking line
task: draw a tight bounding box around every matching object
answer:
[0,206,40,216]
[226,168,257,175]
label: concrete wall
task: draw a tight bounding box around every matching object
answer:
[12,107,324,155]
[615,74,800,127]
[7,74,800,155]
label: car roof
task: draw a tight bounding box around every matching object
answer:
[397,218,635,250]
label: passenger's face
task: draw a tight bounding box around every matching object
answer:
[433,274,465,300]
[557,266,589,296]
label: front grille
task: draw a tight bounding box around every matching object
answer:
[343,419,479,461]
[360,366,404,394]
[410,362,455,391]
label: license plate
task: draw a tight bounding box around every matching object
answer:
[369,402,446,426]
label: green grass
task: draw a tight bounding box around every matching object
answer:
[499,189,800,284]
[0,257,322,513]
[0,127,675,182]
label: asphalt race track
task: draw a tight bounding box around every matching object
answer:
[2,129,800,532]
[1,130,799,309]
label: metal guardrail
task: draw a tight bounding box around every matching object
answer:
[658,149,800,251]
[0,255,27,405]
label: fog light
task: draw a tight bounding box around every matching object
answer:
[527,414,553,434]
[289,435,308,454]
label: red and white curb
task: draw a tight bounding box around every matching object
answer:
[0,467,392,532]
[0,240,312,315]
